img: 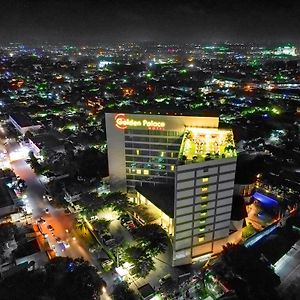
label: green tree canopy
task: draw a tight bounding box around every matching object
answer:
[112,282,138,300]
[134,223,169,255]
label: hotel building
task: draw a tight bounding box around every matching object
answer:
[105,112,237,266]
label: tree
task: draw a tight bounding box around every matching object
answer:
[0,269,46,300]
[112,282,138,300]
[133,224,169,256]
[123,246,156,278]
[103,192,130,212]
[45,257,106,300]
[0,223,15,258]
[213,243,280,300]
[75,147,108,180]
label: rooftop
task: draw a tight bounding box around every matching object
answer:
[13,239,41,259]
[9,113,38,128]
[138,283,156,299]
[178,127,236,164]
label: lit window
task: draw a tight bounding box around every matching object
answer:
[201,186,208,192]
[171,152,174,158]
[200,211,207,217]
[136,149,140,155]
[143,169,149,175]
[198,236,205,242]
[200,195,208,201]
[171,165,175,171]
[200,220,206,224]
[136,169,141,174]
[202,177,209,183]
[199,227,205,232]
[161,151,165,157]
[201,203,208,208]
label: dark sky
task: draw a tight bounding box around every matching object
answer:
[1,0,300,44]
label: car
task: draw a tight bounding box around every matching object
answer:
[47,225,54,231]
[127,223,136,230]
[64,208,71,215]
[101,259,114,269]
[37,218,46,224]
[105,239,116,247]
[55,237,63,243]
[159,274,172,285]
[101,233,112,242]
[46,195,53,201]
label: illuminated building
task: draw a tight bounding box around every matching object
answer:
[105,113,237,266]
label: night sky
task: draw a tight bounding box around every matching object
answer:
[1,0,300,44]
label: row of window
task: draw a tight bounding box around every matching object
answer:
[127,165,175,173]
[125,129,182,136]
[126,149,178,157]
[125,143,180,151]
[125,136,181,143]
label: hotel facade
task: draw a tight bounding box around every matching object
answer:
[105,112,237,266]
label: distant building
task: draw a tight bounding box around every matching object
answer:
[9,113,41,135]
[106,113,237,266]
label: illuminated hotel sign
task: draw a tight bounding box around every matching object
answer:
[115,113,165,130]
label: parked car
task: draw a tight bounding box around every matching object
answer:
[47,224,54,231]
[101,259,114,270]
[37,218,46,224]
[105,239,116,247]
[159,274,172,285]
[55,237,63,244]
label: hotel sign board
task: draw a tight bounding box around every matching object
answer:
[115,113,166,130]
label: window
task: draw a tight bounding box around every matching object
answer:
[203,167,209,172]
[199,227,205,232]
[200,195,208,201]
[170,165,175,171]
[201,186,208,192]
[161,151,165,157]
[201,203,208,208]
[198,236,205,242]
[136,169,141,175]
[200,211,207,217]
[202,177,209,183]
[143,169,149,175]
[136,149,140,155]
[200,220,206,225]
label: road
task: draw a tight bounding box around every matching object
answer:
[1,134,112,299]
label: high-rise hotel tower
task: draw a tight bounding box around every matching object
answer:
[105,113,237,266]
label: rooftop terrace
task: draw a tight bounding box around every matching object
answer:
[178,127,236,164]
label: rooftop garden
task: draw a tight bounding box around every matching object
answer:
[178,127,236,164]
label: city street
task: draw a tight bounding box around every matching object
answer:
[2,137,113,299]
